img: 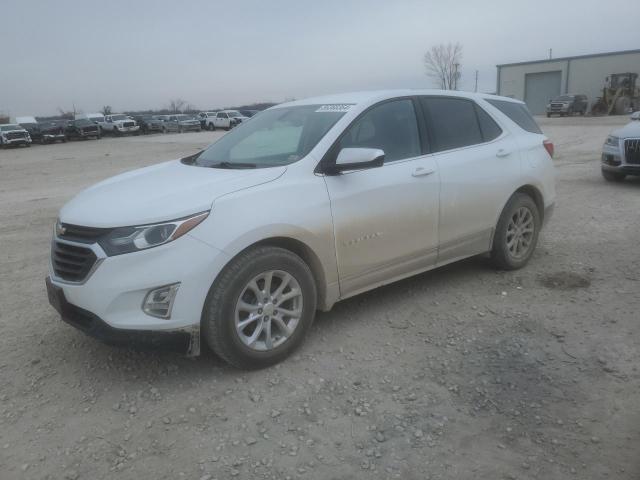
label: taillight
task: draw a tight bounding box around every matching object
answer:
[543,139,554,158]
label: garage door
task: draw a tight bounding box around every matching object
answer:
[524,71,561,115]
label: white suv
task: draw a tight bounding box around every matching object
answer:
[46,90,556,369]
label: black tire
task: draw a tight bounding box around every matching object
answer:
[602,169,626,182]
[490,193,541,270]
[546,113,551,118]
[208,123,215,131]
[202,246,317,369]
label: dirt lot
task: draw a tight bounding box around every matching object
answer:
[1,117,639,480]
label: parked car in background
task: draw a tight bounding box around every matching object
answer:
[210,110,249,130]
[601,113,640,181]
[35,121,67,144]
[46,90,555,368]
[240,109,260,118]
[0,123,31,148]
[101,114,140,136]
[15,116,42,143]
[75,113,105,130]
[198,111,219,130]
[162,114,202,133]
[65,118,101,140]
[132,114,161,134]
[546,94,588,117]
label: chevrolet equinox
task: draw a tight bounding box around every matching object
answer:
[47,90,556,369]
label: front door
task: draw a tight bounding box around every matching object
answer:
[323,98,440,297]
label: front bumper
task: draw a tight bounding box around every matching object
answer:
[42,134,65,142]
[115,125,140,133]
[47,233,231,352]
[2,137,31,145]
[601,145,640,176]
[46,277,194,353]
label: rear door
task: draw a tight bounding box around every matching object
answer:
[323,98,440,297]
[419,96,520,264]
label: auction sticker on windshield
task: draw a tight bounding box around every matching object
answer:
[315,104,353,113]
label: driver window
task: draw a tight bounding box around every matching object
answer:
[339,99,420,162]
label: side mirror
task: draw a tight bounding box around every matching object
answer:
[631,111,640,121]
[328,148,385,174]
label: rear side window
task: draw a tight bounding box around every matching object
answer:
[486,99,542,134]
[420,97,483,152]
[339,99,421,162]
[475,105,502,141]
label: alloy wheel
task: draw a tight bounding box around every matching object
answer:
[506,206,535,259]
[234,270,303,351]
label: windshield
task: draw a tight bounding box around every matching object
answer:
[190,105,348,168]
[554,95,573,101]
[75,119,94,126]
[227,111,241,118]
[176,115,194,121]
[89,116,104,123]
[1,124,21,131]
[110,114,128,121]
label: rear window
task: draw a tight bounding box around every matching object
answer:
[486,99,542,134]
[420,97,483,152]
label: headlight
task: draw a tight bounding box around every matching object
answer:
[99,211,209,256]
[605,135,620,147]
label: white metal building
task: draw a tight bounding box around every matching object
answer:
[497,49,640,114]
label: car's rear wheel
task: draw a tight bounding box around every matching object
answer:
[602,169,626,182]
[202,246,317,369]
[490,193,540,270]
[208,123,215,131]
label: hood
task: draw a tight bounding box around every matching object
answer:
[60,160,286,228]
[611,121,640,139]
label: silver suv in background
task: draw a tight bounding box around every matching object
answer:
[601,112,640,181]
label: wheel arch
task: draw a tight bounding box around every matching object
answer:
[251,236,328,311]
[514,184,545,223]
[491,183,546,249]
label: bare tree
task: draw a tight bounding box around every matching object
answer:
[168,98,187,114]
[57,107,75,120]
[101,105,112,115]
[424,43,463,90]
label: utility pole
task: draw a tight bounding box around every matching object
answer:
[549,48,552,59]
[474,70,479,92]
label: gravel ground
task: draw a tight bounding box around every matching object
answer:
[1,117,639,480]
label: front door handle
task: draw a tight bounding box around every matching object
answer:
[412,167,435,177]
[496,148,512,157]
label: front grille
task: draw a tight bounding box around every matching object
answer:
[59,223,110,244]
[624,139,640,165]
[123,121,135,128]
[51,241,98,282]
[82,126,98,134]
[550,103,565,111]
[6,131,27,139]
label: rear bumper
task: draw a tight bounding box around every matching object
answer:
[46,276,196,354]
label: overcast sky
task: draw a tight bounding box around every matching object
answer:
[1,0,638,116]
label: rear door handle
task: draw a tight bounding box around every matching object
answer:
[496,148,512,157]
[412,167,435,177]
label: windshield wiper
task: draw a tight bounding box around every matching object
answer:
[210,161,257,169]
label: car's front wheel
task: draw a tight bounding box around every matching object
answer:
[202,246,317,369]
[602,169,626,182]
[490,193,541,270]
